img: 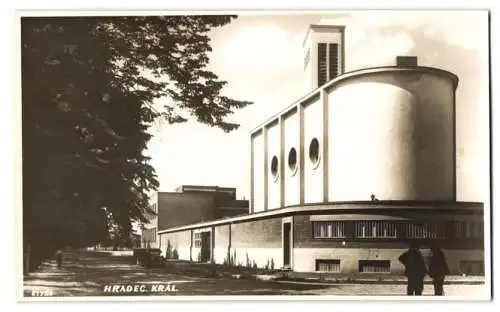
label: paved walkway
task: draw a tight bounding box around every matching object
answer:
[22,251,489,298]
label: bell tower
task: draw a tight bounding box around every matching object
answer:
[303,25,346,92]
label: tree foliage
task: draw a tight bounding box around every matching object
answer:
[21,15,251,268]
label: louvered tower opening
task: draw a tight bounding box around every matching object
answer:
[329,43,339,80]
[317,42,339,88]
[317,43,327,87]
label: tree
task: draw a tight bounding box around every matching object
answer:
[21,15,252,270]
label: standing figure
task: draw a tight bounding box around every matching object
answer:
[399,241,428,295]
[428,243,450,296]
[55,249,63,268]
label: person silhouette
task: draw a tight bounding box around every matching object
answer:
[428,242,450,296]
[55,249,63,268]
[399,241,428,295]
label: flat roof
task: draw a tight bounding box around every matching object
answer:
[302,24,346,47]
[157,200,483,234]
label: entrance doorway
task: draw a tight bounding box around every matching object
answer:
[283,222,291,268]
[200,231,211,262]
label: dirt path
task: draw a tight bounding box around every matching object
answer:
[22,251,488,298]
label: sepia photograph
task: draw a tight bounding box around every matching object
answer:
[16,9,491,301]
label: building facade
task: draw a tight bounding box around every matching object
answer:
[154,24,485,275]
[141,186,249,251]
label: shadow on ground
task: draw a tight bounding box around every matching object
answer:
[23,251,333,297]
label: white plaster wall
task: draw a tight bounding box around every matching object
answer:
[283,112,300,206]
[407,74,455,200]
[251,133,264,213]
[213,247,230,264]
[267,123,281,210]
[327,82,418,201]
[303,35,313,94]
[303,98,324,204]
[293,247,484,274]
[191,247,200,261]
[229,247,283,269]
[176,247,190,261]
[325,72,455,201]
[161,246,191,261]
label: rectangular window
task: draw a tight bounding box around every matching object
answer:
[328,43,339,80]
[316,259,341,272]
[476,222,484,239]
[459,260,484,275]
[402,222,446,239]
[354,221,397,238]
[464,222,484,239]
[194,232,201,248]
[317,43,327,87]
[454,222,465,238]
[358,260,391,273]
[313,221,345,238]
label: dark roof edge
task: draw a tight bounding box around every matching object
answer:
[157,200,483,234]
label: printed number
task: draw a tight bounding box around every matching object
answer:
[30,288,54,296]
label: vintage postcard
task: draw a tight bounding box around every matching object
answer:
[15,9,491,301]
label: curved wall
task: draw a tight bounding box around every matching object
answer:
[251,132,264,213]
[303,97,324,204]
[327,82,418,201]
[267,122,281,210]
[250,67,457,210]
[327,71,455,201]
[283,111,300,206]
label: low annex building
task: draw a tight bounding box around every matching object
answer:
[145,24,485,275]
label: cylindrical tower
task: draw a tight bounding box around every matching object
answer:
[326,62,458,202]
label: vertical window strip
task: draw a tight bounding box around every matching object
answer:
[313,220,480,240]
[317,43,327,87]
[312,221,345,238]
[328,43,339,80]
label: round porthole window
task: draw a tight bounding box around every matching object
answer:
[309,138,320,169]
[288,147,298,176]
[270,155,279,181]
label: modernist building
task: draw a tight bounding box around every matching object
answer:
[140,185,248,250]
[152,25,485,275]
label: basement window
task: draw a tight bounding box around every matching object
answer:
[459,261,484,276]
[316,259,341,272]
[358,260,391,273]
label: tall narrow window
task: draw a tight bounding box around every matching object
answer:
[313,221,345,238]
[328,43,339,79]
[317,43,327,87]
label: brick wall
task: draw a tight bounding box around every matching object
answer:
[158,213,484,274]
[293,215,484,249]
[292,215,484,273]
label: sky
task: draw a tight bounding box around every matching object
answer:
[144,10,490,203]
